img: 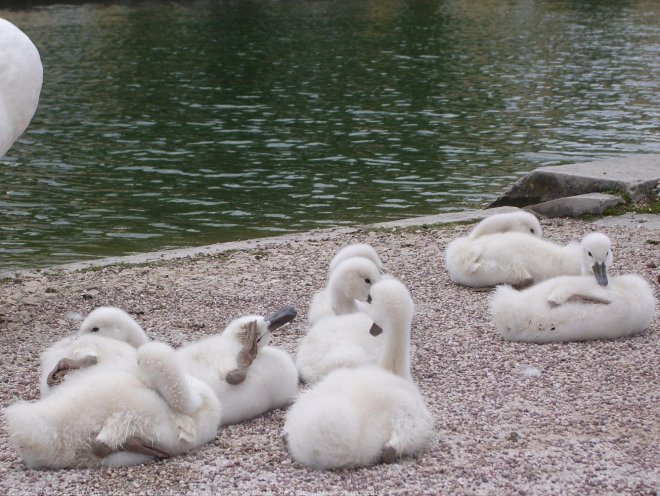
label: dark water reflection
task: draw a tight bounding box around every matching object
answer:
[2,0,659,270]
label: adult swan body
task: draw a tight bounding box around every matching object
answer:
[0,17,42,156]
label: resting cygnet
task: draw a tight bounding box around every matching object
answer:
[4,342,221,469]
[327,243,384,274]
[468,210,543,239]
[39,334,137,397]
[490,233,656,343]
[177,306,298,425]
[296,307,383,385]
[284,278,434,469]
[38,307,149,395]
[78,306,150,347]
[307,256,382,325]
[444,230,605,288]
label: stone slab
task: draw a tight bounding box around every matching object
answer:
[527,193,625,218]
[592,213,660,231]
[489,154,660,207]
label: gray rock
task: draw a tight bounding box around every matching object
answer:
[526,193,625,218]
[489,154,660,207]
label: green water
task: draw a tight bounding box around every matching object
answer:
[2,0,659,271]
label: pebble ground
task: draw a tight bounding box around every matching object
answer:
[1,217,658,495]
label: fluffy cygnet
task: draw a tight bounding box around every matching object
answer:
[39,334,137,396]
[78,306,150,347]
[4,342,221,469]
[490,233,655,342]
[307,256,382,325]
[468,210,543,239]
[284,278,434,469]
[444,231,608,288]
[177,306,298,425]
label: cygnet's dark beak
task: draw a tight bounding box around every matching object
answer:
[366,294,372,304]
[369,322,383,336]
[592,262,608,287]
[265,305,298,331]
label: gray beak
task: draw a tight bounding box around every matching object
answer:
[369,322,383,336]
[265,305,298,331]
[592,262,608,287]
[366,294,372,304]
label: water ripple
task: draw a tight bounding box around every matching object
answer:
[1,0,659,271]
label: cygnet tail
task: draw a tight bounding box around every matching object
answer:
[445,238,482,284]
[284,393,361,470]
[490,285,529,341]
[4,401,58,469]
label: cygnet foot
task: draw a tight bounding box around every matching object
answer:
[381,431,403,464]
[47,355,98,386]
[381,444,398,464]
[513,277,534,290]
[225,320,259,385]
[92,437,171,460]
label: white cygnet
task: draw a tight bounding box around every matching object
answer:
[490,233,656,343]
[284,278,434,469]
[5,342,221,469]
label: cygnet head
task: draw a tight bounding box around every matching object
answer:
[78,306,150,348]
[469,211,543,239]
[328,243,383,275]
[581,232,613,286]
[329,257,382,305]
[367,278,414,337]
[223,305,297,347]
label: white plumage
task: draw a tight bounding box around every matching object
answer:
[295,310,382,385]
[468,210,543,239]
[445,231,591,288]
[39,334,137,396]
[327,243,384,275]
[78,306,150,347]
[0,17,42,157]
[307,256,383,325]
[177,306,298,425]
[4,342,221,469]
[38,307,149,395]
[490,233,656,343]
[299,254,385,384]
[284,278,434,469]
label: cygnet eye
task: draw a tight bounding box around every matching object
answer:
[530,228,535,234]
[91,327,99,333]
[365,278,371,284]
[588,251,592,257]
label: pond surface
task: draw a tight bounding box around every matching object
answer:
[2,0,660,271]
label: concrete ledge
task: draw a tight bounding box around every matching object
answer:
[489,154,660,207]
[369,206,521,228]
[5,207,522,277]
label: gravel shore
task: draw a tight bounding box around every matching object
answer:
[1,216,658,495]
